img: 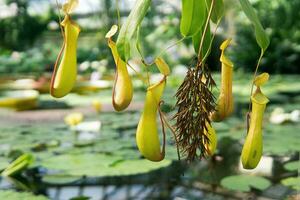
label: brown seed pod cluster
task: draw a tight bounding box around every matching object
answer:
[174,62,216,162]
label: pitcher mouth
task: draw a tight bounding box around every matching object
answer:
[147,76,166,91]
[251,92,269,105]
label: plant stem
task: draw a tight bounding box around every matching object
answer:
[197,0,215,67]
[141,36,187,67]
[249,49,264,98]
[116,0,121,28]
[159,107,181,160]
[126,62,150,86]
[55,0,64,38]
[157,36,187,58]
[246,49,264,131]
[201,19,221,65]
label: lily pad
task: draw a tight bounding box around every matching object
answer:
[40,153,120,171]
[0,190,49,200]
[0,90,39,111]
[42,175,81,185]
[0,157,10,170]
[221,175,271,192]
[284,161,299,172]
[40,153,172,177]
[281,177,300,190]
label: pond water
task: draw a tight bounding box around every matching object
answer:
[0,75,299,200]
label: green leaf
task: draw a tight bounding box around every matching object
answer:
[238,0,270,52]
[180,0,207,37]
[42,175,81,184]
[116,0,151,61]
[0,190,49,200]
[221,175,271,192]
[281,177,300,190]
[1,154,34,177]
[205,0,224,23]
[284,161,299,172]
[70,197,90,200]
[40,153,172,177]
[0,157,10,170]
[193,24,212,57]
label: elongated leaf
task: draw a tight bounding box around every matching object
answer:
[238,0,269,52]
[205,0,224,23]
[180,0,207,37]
[2,154,34,176]
[116,0,151,61]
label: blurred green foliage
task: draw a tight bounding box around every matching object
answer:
[233,0,300,73]
[0,0,299,74]
[0,0,48,51]
[0,43,57,74]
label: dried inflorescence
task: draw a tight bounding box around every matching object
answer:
[174,62,216,161]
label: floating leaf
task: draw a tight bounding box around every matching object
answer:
[238,0,270,52]
[0,157,10,170]
[0,90,39,111]
[40,153,171,177]
[284,161,299,172]
[0,190,49,200]
[42,175,81,185]
[281,177,300,190]
[70,196,90,200]
[221,175,271,192]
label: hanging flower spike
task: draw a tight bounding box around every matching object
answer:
[106,25,133,112]
[136,76,166,162]
[211,39,234,122]
[241,73,269,169]
[50,1,80,98]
